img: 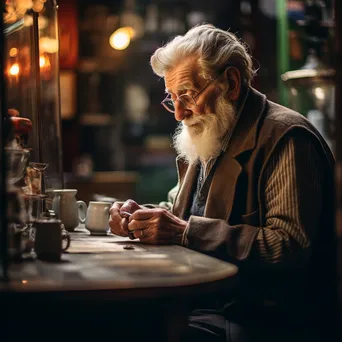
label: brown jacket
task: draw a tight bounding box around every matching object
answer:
[168,88,337,327]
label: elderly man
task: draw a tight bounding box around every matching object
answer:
[109,24,337,341]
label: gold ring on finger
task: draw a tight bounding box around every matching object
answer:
[140,229,145,238]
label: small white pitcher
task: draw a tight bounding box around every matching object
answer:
[52,189,87,231]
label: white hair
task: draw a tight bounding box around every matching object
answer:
[150,24,256,85]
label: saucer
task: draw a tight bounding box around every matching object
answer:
[87,229,110,236]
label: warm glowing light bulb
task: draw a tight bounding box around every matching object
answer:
[109,27,135,50]
[40,56,46,67]
[9,48,18,57]
[314,87,325,101]
[32,0,44,12]
[9,63,20,76]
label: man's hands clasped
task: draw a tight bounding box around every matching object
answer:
[109,199,187,245]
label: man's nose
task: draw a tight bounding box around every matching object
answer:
[174,102,188,121]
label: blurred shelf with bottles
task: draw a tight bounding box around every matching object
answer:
[3,0,63,191]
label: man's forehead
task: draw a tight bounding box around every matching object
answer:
[164,57,201,93]
[165,81,194,93]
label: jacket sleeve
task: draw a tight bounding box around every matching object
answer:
[182,135,325,267]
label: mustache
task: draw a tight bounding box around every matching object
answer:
[182,113,216,127]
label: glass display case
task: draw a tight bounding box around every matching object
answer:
[3,0,63,190]
[1,0,63,277]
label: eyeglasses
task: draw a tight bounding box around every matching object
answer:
[161,67,229,113]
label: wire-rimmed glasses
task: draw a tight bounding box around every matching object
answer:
[161,67,230,113]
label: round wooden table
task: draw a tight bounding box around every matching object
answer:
[1,226,238,342]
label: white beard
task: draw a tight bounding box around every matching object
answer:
[172,95,236,164]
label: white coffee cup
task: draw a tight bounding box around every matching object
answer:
[85,201,111,235]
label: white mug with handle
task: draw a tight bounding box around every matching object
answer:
[85,201,111,235]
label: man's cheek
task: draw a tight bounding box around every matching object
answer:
[193,105,206,115]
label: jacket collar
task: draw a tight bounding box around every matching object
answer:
[229,87,267,159]
[173,87,267,219]
[220,86,249,153]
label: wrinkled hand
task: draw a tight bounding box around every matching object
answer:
[127,208,187,245]
[109,199,143,237]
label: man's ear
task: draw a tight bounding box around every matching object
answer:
[222,66,241,101]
